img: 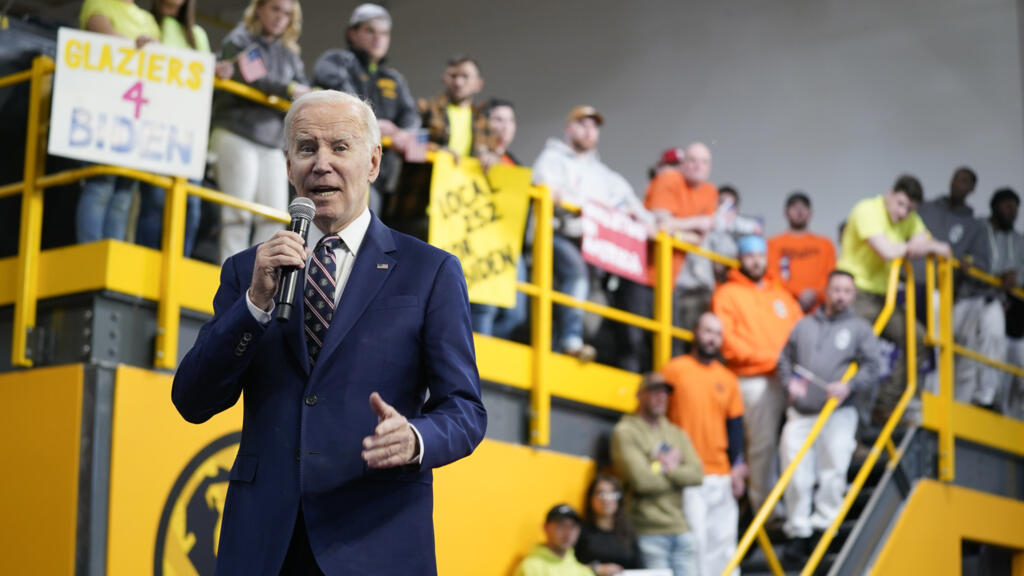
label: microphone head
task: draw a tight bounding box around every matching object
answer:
[288,197,317,221]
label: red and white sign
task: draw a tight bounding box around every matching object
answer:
[581,201,649,285]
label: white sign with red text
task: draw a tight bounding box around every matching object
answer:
[48,28,214,180]
[581,200,649,285]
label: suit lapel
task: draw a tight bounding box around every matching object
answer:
[316,215,397,364]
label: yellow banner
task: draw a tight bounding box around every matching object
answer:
[428,154,531,308]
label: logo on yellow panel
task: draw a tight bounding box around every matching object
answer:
[154,432,240,576]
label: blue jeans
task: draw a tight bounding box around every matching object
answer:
[637,532,697,576]
[470,257,528,339]
[137,181,202,257]
[552,234,589,351]
[76,175,135,242]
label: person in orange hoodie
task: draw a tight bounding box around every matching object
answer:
[767,192,836,313]
[712,234,803,513]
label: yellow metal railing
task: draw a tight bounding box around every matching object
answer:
[721,259,906,576]
[1,56,290,369]
[1,56,727,440]
[725,248,1024,575]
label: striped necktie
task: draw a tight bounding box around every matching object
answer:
[304,234,343,366]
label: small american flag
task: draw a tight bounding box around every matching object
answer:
[237,46,267,83]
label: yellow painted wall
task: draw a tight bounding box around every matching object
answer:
[0,364,84,576]
[871,480,1024,575]
[106,365,597,576]
[107,366,242,576]
[435,440,595,576]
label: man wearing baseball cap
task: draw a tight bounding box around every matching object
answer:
[766,191,837,312]
[514,504,593,576]
[313,3,420,214]
[532,105,651,362]
[711,235,803,515]
[611,373,703,574]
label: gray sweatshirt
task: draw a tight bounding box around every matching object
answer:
[531,138,649,238]
[915,197,991,298]
[776,307,881,414]
[213,23,309,149]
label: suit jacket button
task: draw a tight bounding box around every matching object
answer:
[304,394,319,406]
[241,332,252,341]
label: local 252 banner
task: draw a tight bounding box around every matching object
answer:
[428,154,531,308]
[48,28,214,180]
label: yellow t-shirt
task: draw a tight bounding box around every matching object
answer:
[79,0,161,41]
[446,104,473,158]
[838,195,928,295]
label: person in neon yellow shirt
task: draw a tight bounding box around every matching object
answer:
[838,174,950,425]
[418,55,485,159]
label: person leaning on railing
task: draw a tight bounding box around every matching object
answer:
[135,0,218,257]
[531,105,652,363]
[210,0,311,263]
[837,174,951,426]
[74,0,161,245]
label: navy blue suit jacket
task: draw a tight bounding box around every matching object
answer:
[172,214,487,575]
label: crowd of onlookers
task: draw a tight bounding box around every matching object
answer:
[68,2,1024,575]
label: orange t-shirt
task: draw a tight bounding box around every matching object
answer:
[644,171,718,284]
[766,232,836,309]
[712,269,804,376]
[663,355,744,475]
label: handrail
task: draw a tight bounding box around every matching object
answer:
[721,259,904,576]
[799,258,920,575]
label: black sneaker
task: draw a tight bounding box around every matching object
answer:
[784,536,814,565]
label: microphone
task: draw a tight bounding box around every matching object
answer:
[275,197,317,322]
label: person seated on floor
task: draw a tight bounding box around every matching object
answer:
[576,474,643,574]
[515,504,595,576]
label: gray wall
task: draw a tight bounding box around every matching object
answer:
[292,0,1024,238]
[32,0,1018,238]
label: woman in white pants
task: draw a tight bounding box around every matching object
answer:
[211,0,311,262]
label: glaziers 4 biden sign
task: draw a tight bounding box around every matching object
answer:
[48,28,215,180]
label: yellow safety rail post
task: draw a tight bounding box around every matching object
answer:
[529,186,555,446]
[153,177,190,370]
[801,259,917,576]
[936,256,955,482]
[12,55,54,367]
[925,257,936,342]
[652,232,674,370]
[755,526,786,576]
[721,259,902,576]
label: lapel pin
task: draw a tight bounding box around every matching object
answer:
[377,263,389,269]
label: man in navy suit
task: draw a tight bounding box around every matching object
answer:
[172,90,487,575]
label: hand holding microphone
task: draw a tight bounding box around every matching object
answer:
[248,198,316,317]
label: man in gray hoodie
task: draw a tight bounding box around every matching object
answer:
[531,106,650,361]
[776,269,881,559]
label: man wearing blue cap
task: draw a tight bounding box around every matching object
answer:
[712,234,803,513]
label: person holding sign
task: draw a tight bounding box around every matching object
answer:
[532,105,650,362]
[75,0,162,245]
[212,0,312,263]
[134,0,221,257]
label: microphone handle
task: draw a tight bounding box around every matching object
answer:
[274,217,311,322]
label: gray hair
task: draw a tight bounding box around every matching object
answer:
[284,90,381,155]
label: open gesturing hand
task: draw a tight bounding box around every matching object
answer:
[362,392,418,468]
